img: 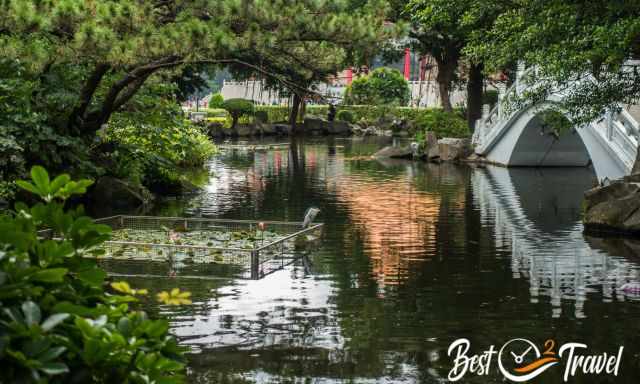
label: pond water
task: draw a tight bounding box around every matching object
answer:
[99,137,640,383]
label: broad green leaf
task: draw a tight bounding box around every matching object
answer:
[30,166,51,196]
[49,174,70,195]
[22,301,41,326]
[31,268,68,283]
[41,313,70,332]
[39,362,69,375]
[77,268,106,287]
[37,346,66,362]
[15,180,40,196]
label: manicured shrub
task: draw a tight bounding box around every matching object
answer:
[336,110,355,123]
[254,110,269,123]
[222,98,255,128]
[208,93,224,108]
[206,108,228,118]
[343,67,410,106]
[255,106,289,123]
[0,166,189,384]
[415,109,470,138]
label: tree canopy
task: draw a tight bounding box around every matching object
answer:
[465,0,640,124]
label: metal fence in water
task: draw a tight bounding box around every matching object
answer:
[43,215,323,280]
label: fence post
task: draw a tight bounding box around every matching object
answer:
[250,250,259,280]
[516,61,526,94]
[497,83,506,118]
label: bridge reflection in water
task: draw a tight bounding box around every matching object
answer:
[473,165,640,318]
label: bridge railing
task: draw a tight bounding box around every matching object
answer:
[473,62,640,174]
[473,63,535,147]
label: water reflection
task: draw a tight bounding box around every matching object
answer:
[97,138,640,383]
[473,166,640,319]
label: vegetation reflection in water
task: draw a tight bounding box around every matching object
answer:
[95,138,640,383]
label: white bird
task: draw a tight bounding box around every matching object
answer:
[302,207,320,228]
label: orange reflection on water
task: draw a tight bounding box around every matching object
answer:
[333,175,442,290]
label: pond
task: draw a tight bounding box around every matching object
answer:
[96,137,640,383]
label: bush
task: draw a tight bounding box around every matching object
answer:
[336,110,355,123]
[208,93,224,109]
[415,110,470,139]
[222,99,255,128]
[254,110,269,123]
[343,67,410,106]
[0,166,189,383]
[206,108,228,118]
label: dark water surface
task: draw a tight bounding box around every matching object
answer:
[101,137,640,383]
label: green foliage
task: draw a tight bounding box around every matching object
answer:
[0,167,188,383]
[255,106,290,123]
[206,108,228,118]
[344,68,410,106]
[222,99,255,128]
[0,0,396,194]
[336,110,355,123]
[208,93,224,109]
[254,110,269,124]
[415,110,469,138]
[465,0,640,124]
[104,82,216,189]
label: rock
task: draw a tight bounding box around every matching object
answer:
[623,173,640,183]
[91,177,154,208]
[372,145,413,159]
[304,118,325,132]
[235,124,255,136]
[273,124,292,135]
[584,181,640,208]
[427,145,440,162]
[584,181,640,234]
[465,153,482,162]
[327,121,352,135]
[436,138,471,162]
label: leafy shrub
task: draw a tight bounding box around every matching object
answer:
[343,67,410,106]
[336,110,355,123]
[414,110,469,139]
[0,166,189,384]
[222,99,254,128]
[254,110,269,123]
[206,108,228,118]
[105,83,216,190]
[208,93,224,109]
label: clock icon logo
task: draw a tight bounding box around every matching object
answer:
[498,339,559,382]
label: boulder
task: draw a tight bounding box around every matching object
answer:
[427,145,440,162]
[304,118,325,132]
[327,121,352,135]
[372,145,413,159]
[92,177,154,208]
[436,138,471,162]
[258,123,277,135]
[273,124,292,135]
[235,124,256,136]
[584,181,640,234]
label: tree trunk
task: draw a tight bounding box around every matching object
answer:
[299,98,307,122]
[466,62,484,132]
[289,93,302,133]
[435,58,455,112]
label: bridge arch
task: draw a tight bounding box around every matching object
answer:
[476,101,631,181]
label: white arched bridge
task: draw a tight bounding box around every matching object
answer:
[472,63,640,181]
